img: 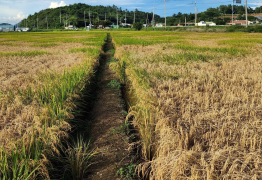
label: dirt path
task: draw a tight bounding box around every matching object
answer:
[86,37,131,180]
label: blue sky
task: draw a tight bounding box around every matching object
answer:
[0,0,262,24]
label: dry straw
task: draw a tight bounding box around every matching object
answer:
[111,31,262,179]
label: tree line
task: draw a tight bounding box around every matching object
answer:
[19,3,262,29]
[19,3,159,29]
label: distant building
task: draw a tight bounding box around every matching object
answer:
[206,22,216,26]
[65,25,77,30]
[110,25,119,28]
[196,21,206,26]
[0,23,14,32]
[227,20,250,25]
[16,27,30,32]
[195,21,216,26]
[155,23,165,27]
[121,23,131,27]
[98,25,104,29]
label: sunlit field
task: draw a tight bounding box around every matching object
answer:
[0,31,106,179]
[1,30,262,179]
[111,31,262,179]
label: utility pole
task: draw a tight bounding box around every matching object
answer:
[89,9,91,29]
[164,0,168,28]
[66,13,68,27]
[37,15,38,29]
[105,12,107,21]
[125,11,127,26]
[223,10,225,21]
[232,0,234,25]
[84,11,86,28]
[116,8,118,29]
[134,11,135,23]
[26,18,27,28]
[46,15,48,29]
[60,11,61,23]
[195,0,197,24]
[245,0,248,27]
[152,7,155,27]
[185,16,186,26]
[146,13,148,25]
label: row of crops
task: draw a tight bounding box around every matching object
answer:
[111,31,262,179]
[0,32,107,179]
[1,30,262,179]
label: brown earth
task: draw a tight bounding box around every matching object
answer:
[86,42,132,180]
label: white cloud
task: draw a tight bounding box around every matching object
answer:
[249,3,262,6]
[0,12,28,24]
[49,1,66,9]
[13,12,27,21]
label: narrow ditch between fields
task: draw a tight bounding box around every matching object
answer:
[48,34,141,180]
[85,34,140,180]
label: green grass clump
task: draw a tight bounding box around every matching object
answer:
[150,52,212,65]
[69,47,100,57]
[107,80,121,89]
[117,163,137,179]
[107,57,117,65]
[0,51,49,57]
[173,44,248,56]
[31,43,58,47]
[0,135,45,180]
[0,43,20,46]
[61,137,100,180]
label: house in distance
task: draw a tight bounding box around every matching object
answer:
[0,23,15,32]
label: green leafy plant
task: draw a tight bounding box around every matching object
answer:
[62,136,100,180]
[122,110,128,117]
[107,80,121,89]
[0,135,44,180]
[107,57,117,65]
[116,163,137,179]
[110,122,130,136]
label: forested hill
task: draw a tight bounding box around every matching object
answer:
[19,3,159,29]
[19,3,262,29]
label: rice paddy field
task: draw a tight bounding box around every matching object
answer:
[1,30,262,179]
[0,31,106,179]
[110,31,262,179]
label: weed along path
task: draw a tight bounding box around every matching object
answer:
[86,35,132,180]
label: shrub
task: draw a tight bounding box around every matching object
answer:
[133,22,143,31]
[226,25,245,32]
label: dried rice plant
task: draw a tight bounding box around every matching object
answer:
[111,31,262,179]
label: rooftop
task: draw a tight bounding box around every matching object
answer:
[0,23,12,25]
[0,23,13,27]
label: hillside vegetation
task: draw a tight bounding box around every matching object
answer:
[20,3,262,29]
[20,3,158,29]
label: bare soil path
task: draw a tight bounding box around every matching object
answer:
[86,37,131,180]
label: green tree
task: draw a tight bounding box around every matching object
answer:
[68,15,78,26]
[133,22,143,30]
